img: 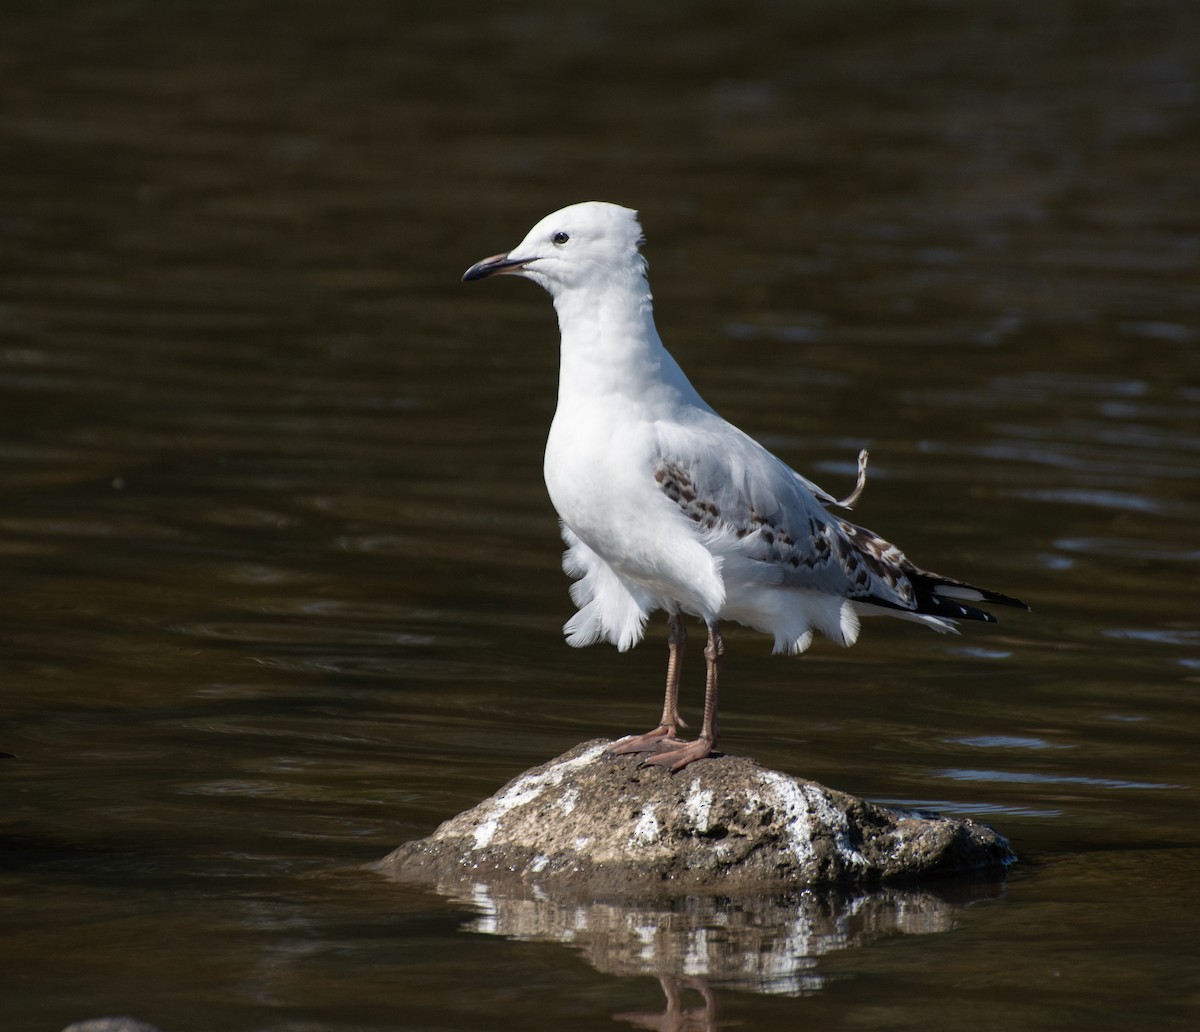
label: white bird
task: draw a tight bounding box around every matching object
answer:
[463,201,1027,772]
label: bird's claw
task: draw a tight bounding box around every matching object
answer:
[608,727,682,756]
[636,737,715,773]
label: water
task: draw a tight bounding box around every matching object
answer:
[2,1,1198,1028]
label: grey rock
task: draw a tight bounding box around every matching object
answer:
[375,739,1014,897]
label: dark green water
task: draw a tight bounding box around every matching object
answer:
[2,1,1198,1029]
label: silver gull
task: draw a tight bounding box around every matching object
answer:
[463,201,1027,771]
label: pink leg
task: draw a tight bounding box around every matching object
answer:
[609,611,687,755]
[641,620,722,772]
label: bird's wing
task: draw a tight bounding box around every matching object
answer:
[651,416,898,599]
[651,414,1027,620]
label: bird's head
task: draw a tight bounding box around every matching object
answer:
[462,201,648,299]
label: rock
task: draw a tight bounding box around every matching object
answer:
[375,739,1014,897]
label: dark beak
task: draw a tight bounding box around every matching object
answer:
[462,252,531,283]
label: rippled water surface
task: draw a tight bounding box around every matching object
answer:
[2,2,1199,1029]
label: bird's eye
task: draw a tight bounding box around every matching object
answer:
[551,231,570,246]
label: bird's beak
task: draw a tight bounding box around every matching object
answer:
[462,252,533,283]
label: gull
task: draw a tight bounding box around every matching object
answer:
[463,201,1027,772]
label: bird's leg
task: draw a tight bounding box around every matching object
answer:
[700,620,722,745]
[641,620,722,772]
[659,610,688,732]
[609,611,688,755]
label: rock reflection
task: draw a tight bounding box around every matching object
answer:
[446,877,1002,997]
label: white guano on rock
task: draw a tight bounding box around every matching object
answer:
[376,740,1015,897]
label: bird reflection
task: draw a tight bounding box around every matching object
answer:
[615,976,718,1032]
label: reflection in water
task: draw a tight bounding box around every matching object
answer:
[447,876,1003,998]
[937,768,1181,790]
[615,977,718,1032]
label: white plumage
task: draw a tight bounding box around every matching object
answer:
[464,201,1026,771]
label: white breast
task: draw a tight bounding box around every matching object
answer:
[543,401,726,619]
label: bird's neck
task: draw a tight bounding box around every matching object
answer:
[552,277,701,410]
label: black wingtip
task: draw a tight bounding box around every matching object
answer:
[904,570,1030,623]
[919,594,999,623]
[977,588,1030,612]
